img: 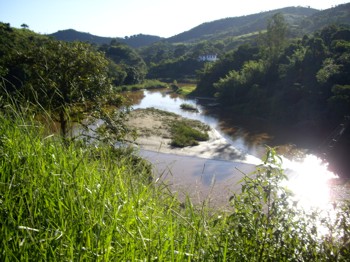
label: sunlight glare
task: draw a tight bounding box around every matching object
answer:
[282,154,338,210]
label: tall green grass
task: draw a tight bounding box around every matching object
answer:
[0,111,215,261]
[1,106,350,261]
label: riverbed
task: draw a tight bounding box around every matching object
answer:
[125,89,349,209]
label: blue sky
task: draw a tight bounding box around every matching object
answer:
[0,0,348,37]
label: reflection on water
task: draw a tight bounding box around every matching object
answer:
[130,89,218,126]
[127,89,345,209]
[139,150,256,207]
[283,154,338,210]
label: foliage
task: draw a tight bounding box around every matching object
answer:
[180,103,198,112]
[2,16,350,261]
[196,44,260,96]
[216,148,350,261]
[0,110,214,261]
[0,23,130,143]
[170,121,209,147]
[1,110,349,261]
[147,57,202,82]
[118,79,169,92]
[260,13,288,61]
[49,29,162,48]
[196,24,350,126]
[316,58,341,84]
[175,83,197,96]
[167,7,318,44]
[100,42,147,85]
[23,40,112,137]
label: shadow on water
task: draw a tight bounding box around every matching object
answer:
[126,89,350,208]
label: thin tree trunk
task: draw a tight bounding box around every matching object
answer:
[59,109,67,139]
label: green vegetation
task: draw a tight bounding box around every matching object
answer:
[196,21,350,131]
[129,108,208,147]
[1,18,350,261]
[180,103,198,112]
[170,121,209,147]
[176,84,197,96]
[99,41,148,85]
[0,110,208,260]
[1,108,349,260]
[118,79,169,92]
[50,29,163,48]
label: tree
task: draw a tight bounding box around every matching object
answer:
[100,42,147,85]
[261,13,288,61]
[18,39,113,137]
[21,23,29,29]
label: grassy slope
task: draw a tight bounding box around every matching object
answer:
[1,109,349,261]
[0,113,215,261]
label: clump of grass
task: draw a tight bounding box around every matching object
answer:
[170,121,209,147]
[176,84,197,96]
[119,79,169,91]
[180,103,198,112]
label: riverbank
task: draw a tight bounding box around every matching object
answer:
[127,108,253,163]
[126,107,350,205]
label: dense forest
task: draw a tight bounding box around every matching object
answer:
[196,16,350,125]
[193,15,350,175]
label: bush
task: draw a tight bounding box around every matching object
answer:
[170,121,209,147]
[216,148,350,261]
[180,103,199,112]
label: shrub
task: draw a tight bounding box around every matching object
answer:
[180,103,199,112]
[170,121,209,147]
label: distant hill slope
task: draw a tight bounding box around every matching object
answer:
[49,4,350,48]
[49,29,113,45]
[167,7,319,43]
[49,29,163,48]
[301,3,350,33]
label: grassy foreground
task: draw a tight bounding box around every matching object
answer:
[1,110,350,261]
[0,112,214,261]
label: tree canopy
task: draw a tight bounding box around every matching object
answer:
[196,24,350,127]
[0,23,125,139]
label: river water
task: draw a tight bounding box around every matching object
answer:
[126,89,347,209]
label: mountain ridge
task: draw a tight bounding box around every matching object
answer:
[49,4,350,47]
[49,29,163,48]
[167,6,319,43]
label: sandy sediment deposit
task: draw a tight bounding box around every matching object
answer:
[126,108,261,165]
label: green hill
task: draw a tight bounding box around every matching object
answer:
[301,3,350,33]
[48,4,350,47]
[167,7,318,43]
[49,29,163,48]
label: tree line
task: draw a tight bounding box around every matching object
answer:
[195,15,350,129]
[0,22,139,142]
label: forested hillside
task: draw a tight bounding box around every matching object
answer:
[196,17,350,126]
[49,29,163,48]
[301,3,350,33]
[48,4,350,49]
[167,6,318,43]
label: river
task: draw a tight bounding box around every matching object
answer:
[126,89,349,209]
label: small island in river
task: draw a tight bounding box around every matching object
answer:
[126,108,248,162]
